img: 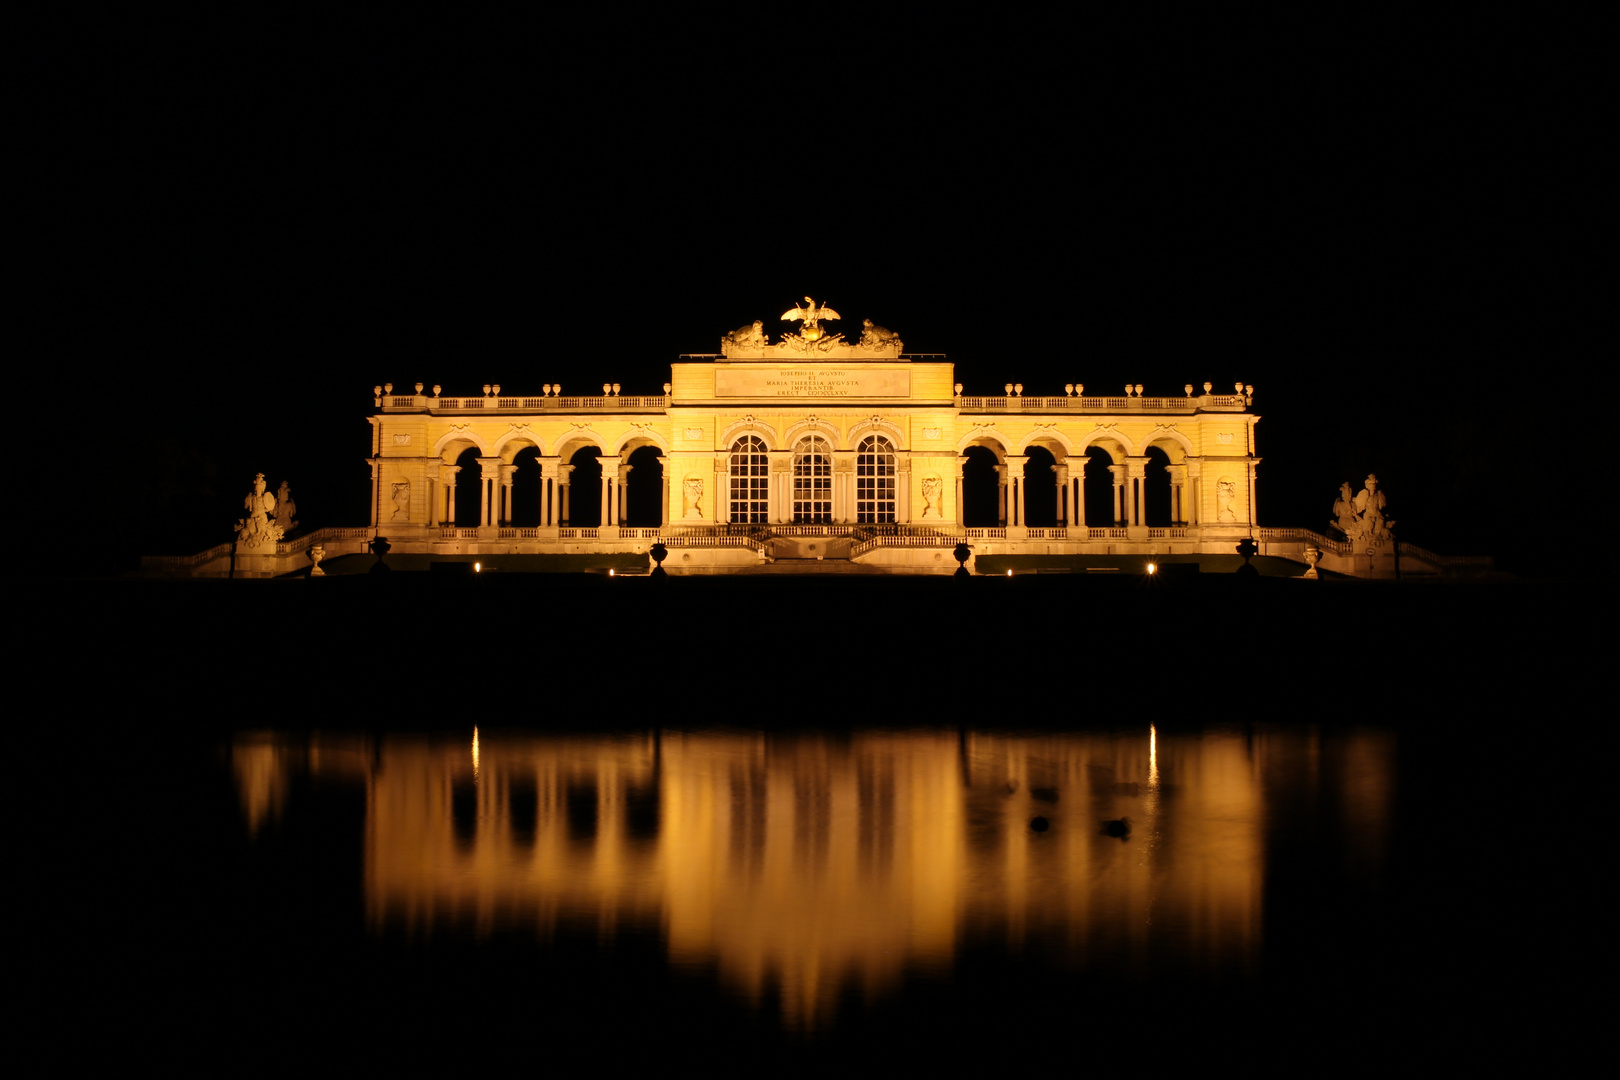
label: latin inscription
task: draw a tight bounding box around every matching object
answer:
[716,367,910,399]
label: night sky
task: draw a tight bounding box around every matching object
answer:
[58,20,1598,575]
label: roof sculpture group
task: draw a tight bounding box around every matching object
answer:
[721,297,902,358]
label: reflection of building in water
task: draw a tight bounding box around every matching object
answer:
[235,727,1392,1031]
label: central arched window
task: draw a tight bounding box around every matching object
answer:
[792,435,832,523]
[729,435,769,524]
[856,435,896,523]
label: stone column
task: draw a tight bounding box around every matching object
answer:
[769,452,792,524]
[1005,455,1029,531]
[896,454,912,523]
[540,458,559,528]
[833,452,855,523]
[617,463,632,525]
[1053,463,1068,524]
[499,464,517,525]
[476,457,502,528]
[368,458,382,527]
[661,471,670,527]
[1123,456,1149,537]
[599,469,613,527]
[560,464,574,524]
[996,464,1008,525]
[1166,464,1188,524]
[1248,458,1260,525]
[955,455,968,527]
[715,456,730,525]
[1108,465,1124,525]
[1186,460,1202,526]
[443,465,461,526]
[1071,467,1085,527]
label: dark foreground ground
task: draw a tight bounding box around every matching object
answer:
[74,568,1593,713]
[48,572,1599,1069]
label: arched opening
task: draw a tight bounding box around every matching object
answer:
[566,447,603,526]
[792,435,832,523]
[1144,446,1173,527]
[452,446,483,526]
[624,445,665,526]
[1084,447,1118,525]
[729,436,769,524]
[962,445,1002,526]
[510,446,542,526]
[856,436,896,523]
[1022,445,1059,527]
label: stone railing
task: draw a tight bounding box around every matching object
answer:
[381,394,669,413]
[849,533,962,558]
[1396,542,1492,567]
[958,394,1248,412]
[768,524,851,537]
[662,533,767,554]
[1255,527,1350,556]
[140,541,235,572]
[278,526,370,556]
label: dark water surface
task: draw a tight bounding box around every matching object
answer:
[77,574,1588,1068]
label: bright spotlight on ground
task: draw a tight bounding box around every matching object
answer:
[1147,562,1157,575]
[474,562,481,573]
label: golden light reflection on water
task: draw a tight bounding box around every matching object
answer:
[233,726,1394,1032]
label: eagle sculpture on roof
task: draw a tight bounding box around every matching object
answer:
[781,296,842,333]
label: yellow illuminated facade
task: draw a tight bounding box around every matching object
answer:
[351,301,1265,573]
[151,300,1483,576]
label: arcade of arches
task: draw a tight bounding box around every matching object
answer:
[358,303,1265,572]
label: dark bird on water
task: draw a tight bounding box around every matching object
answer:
[1102,817,1131,839]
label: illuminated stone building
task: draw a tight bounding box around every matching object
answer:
[151,299,1482,577]
[352,299,1265,574]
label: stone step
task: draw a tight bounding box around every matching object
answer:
[734,559,888,575]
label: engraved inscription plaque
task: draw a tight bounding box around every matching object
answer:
[715,367,911,399]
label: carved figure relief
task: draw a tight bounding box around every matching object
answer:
[683,477,704,519]
[274,481,299,534]
[1216,478,1237,522]
[391,480,411,521]
[920,475,942,519]
[235,473,284,550]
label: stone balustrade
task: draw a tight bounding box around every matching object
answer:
[380,394,670,413]
[958,394,1249,412]
[376,392,1247,414]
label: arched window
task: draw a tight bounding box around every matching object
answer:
[856,435,896,523]
[792,435,832,523]
[729,435,769,524]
